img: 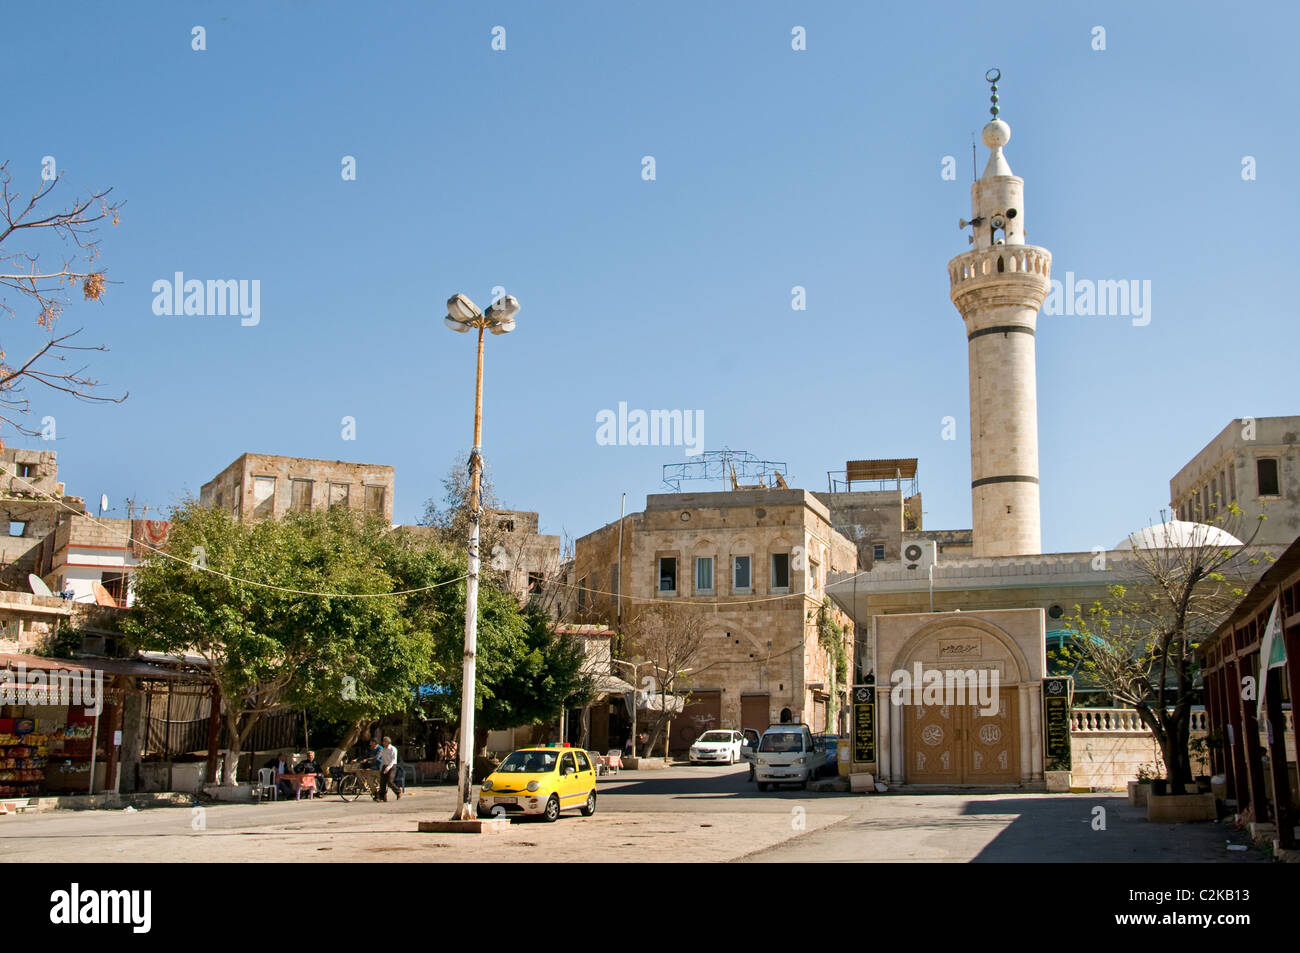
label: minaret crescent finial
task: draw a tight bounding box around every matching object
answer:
[985,68,1001,119]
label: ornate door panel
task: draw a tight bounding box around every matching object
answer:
[963,687,1019,784]
[904,703,960,784]
[904,688,1020,785]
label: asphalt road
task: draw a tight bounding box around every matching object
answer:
[0,763,1270,863]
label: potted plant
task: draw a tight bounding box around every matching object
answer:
[1129,763,1159,806]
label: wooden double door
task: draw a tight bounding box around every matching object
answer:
[904,687,1019,785]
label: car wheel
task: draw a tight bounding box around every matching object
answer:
[580,791,596,817]
[543,794,561,822]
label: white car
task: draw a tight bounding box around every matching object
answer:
[754,724,826,791]
[689,729,745,765]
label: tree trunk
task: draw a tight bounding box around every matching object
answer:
[222,709,242,785]
[326,718,371,767]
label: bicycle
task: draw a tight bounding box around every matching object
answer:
[333,763,380,802]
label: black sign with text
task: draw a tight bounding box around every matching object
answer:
[852,686,875,763]
[1043,677,1072,762]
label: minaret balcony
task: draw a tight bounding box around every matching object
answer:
[948,244,1052,313]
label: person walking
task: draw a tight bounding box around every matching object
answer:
[377,736,402,802]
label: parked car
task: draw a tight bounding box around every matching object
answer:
[477,745,598,821]
[754,724,826,791]
[689,729,745,765]
[811,734,841,779]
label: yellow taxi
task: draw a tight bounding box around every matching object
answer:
[477,745,598,822]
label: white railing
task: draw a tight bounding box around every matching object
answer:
[1070,708,1209,734]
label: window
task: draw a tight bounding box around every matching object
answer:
[497,517,515,532]
[770,553,790,590]
[872,543,886,561]
[329,483,350,511]
[560,752,576,775]
[1229,465,1236,502]
[101,571,127,607]
[290,478,313,513]
[16,463,33,479]
[1258,458,1280,497]
[810,560,821,591]
[575,750,592,772]
[658,557,677,593]
[8,521,25,537]
[578,577,587,610]
[695,556,714,592]
[364,484,386,516]
[252,476,276,519]
[527,571,544,594]
[215,491,223,508]
[733,555,751,591]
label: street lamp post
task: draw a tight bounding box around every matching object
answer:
[444,291,519,821]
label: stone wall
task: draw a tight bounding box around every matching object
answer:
[200,453,395,524]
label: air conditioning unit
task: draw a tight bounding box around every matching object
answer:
[901,540,937,572]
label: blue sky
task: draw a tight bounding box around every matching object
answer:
[4,1,1297,554]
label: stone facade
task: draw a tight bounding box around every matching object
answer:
[490,509,563,605]
[871,608,1047,787]
[573,488,858,744]
[0,449,85,589]
[1170,416,1300,545]
[200,453,395,525]
[947,117,1051,558]
[0,589,72,654]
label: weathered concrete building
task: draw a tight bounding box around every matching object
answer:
[200,452,395,524]
[1171,416,1300,546]
[34,515,141,608]
[489,509,564,605]
[573,486,857,749]
[0,449,85,589]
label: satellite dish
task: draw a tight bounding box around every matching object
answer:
[91,581,117,607]
[100,494,109,513]
[28,574,52,597]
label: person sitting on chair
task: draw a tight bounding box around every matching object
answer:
[275,752,294,799]
[297,750,323,796]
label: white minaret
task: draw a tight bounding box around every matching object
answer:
[948,71,1052,557]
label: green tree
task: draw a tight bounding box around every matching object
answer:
[124,502,434,783]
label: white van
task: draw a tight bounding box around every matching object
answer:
[754,723,824,791]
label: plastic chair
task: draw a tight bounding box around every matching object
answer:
[257,767,278,801]
[604,750,623,774]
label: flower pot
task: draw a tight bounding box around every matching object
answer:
[1127,781,1150,807]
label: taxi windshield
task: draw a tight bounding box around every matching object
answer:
[498,750,559,774]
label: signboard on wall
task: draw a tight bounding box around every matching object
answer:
[852,685,876,763]
[1042,677,1073,762]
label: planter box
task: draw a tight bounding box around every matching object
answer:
[622,757,668,770]
[1127,781,1150,807]
[1147,793,1216,823]
[1045,771,1071,793]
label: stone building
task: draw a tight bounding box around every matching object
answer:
[0,449,85,589]
[572,486,857,749]
[0,590,72,654]
[814,458,973,569]
[199,452,395,524]
[1170,416,1300,546]
[489,509,564,605]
